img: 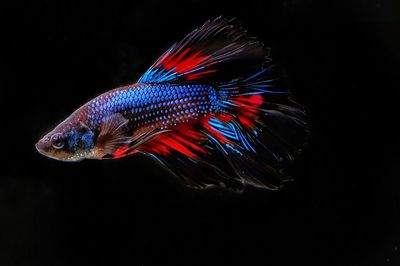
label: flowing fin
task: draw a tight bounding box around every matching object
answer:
[139,126,207,159]
[217,66,308,162]
[138,17,267,84]
[138,124,246,191]
[133,18,308,191]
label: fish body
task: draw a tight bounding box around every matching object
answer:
[36,17,308,191]
[86,83,218,132]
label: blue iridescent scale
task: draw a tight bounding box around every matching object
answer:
[86,83,220,130]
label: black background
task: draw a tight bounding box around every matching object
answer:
[1,0,400,265]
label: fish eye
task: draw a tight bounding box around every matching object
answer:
[51,133,64,149]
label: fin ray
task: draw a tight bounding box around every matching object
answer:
[138,17,267,84]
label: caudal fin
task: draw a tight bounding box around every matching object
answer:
[206,67,308,190]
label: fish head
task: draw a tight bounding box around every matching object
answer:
[36,117,95,162]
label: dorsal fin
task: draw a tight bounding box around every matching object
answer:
[138,17,268,84]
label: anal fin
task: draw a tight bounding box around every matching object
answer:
[138,124,245,191]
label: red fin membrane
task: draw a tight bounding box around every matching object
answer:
[140,127,207,159]
[138,17,267,84]
[138,124,246,191]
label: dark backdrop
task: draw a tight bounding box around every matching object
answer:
[1,0,400,265]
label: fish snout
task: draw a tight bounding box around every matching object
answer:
[35,137,51,156]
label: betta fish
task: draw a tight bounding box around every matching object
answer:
[36,17,308,191]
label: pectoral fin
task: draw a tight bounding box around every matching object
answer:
[91,113,167,159]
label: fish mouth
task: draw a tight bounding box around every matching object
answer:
[35,142,61,161]
[35,140,54,159]
[35,141,47,156]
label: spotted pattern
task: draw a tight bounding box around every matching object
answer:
[67,128,95,152]
[85,83,220,130]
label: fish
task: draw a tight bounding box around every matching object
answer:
[36,17,308,191]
